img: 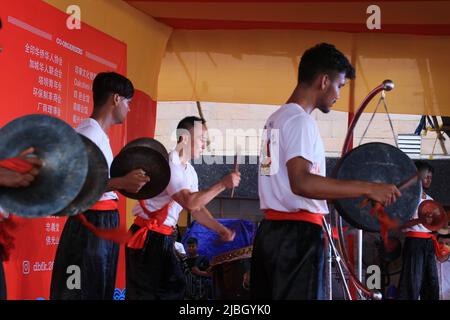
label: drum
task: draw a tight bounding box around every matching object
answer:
[211,246,252,300]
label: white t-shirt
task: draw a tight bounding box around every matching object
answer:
[258,103,329,214]
[437,256,450,300]
[403,193,433,233]
[132,150,199,227]
[76,118,117,201]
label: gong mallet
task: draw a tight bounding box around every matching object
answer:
[230,151,240,198]
[359,171,424,209]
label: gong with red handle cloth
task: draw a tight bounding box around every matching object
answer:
[332,142,422,232]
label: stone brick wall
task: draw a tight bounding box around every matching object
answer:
[155,101,450,158]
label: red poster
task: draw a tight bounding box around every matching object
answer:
[0,0,128,299]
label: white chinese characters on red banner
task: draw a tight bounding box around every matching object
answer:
[0,0,127,300]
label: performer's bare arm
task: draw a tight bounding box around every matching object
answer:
[107,169,150,193]
[0,147,42,188]
[171,172,240,213]
[190,206,235,241]
[286,156,401,206]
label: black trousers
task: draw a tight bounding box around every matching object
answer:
[0,261,5,300]
[50,210,120,300]
[250,220,325,300]
[125,225,185,300]
[397,237,439,300]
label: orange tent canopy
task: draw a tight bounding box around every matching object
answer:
[125,0,450,116]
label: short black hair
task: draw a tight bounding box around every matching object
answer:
[415,160,434,174]
[176,116,206,140]
[298,43,355,85]
[92,72,134,108]
[186,237,198,245]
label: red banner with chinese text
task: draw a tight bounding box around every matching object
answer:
[0,0,147,300]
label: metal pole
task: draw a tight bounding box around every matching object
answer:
[323,217,352,300]
[357,229,363,296]
[327,238,333,300]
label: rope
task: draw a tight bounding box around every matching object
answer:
[382,92,399,148]
[358,91,398,148]
[358,94,383,146]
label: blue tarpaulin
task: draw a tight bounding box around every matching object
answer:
[181,219,257,261]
